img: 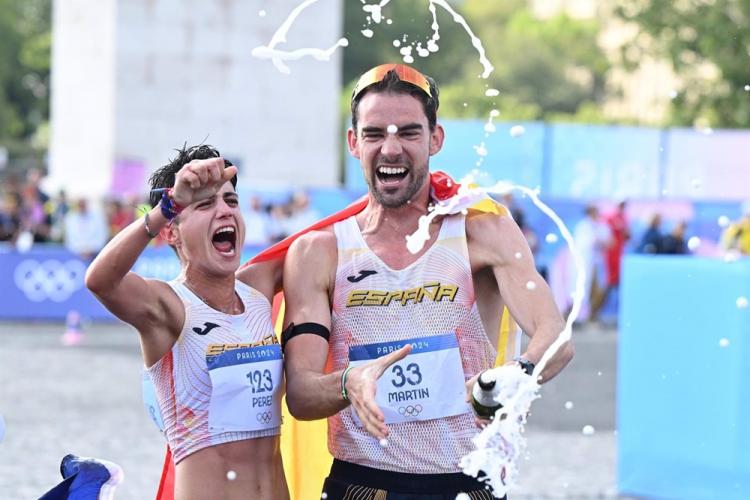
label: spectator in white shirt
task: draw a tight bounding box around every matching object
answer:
[64,198,108,260]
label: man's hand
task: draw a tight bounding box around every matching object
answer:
[171,158,237,207]
[344,345,412,440]
[465,372,492,428]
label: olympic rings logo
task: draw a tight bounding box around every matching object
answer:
[256,411,273,425]
[13,259,87,302]
[398,404,423,417]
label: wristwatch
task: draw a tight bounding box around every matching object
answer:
[514,356,535,376]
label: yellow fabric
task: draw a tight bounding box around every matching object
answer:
[276,299,332,500]
[495,310,517,367]
[280,400,331,499]
[470,196,520,367]
[721,218,750,254]
[279,197,516,499]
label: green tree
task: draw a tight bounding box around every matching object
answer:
[342,0,610,122]
[617,0,750,128]
[0,0,51,151]
[342,0,473,86]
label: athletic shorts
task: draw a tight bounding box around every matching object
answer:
[321,459,506,500]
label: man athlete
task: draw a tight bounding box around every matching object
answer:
[281,64,574,499]
[85,145,288,500]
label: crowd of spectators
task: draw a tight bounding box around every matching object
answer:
[636,214,689,255]
[2,168,748,267]
[0,168,321,258]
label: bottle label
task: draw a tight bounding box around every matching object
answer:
[348,332,470,424]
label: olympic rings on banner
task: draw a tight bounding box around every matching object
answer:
[13,259,86,302]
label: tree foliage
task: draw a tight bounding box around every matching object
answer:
[617,0,750,128]
[0,0,51,148]
[342,0,609,122]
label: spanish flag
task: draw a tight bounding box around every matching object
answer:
[155,171,519,499]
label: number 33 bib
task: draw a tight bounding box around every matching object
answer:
[348,333,470,425]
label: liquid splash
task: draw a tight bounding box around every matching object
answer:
[510,125,526,138]
[256,2,581,497]
[252,0,494,78]
[407,177,585,497]
[250,0,349,74]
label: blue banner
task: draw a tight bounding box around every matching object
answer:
[345,121,749,201]
[0,244,265,321]
[345,119,545,192]
[547,124,662,199]
[665,128,750,200]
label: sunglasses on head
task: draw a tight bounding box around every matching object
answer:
[351,64,432,101]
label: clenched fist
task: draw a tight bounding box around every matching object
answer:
[171,158,237,208]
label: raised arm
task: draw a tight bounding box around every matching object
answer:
[85,158,236,365]
[85,203,182,365]
[468,212,573,383]
[282,230,409,439]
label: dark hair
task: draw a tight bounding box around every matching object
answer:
[148,144,236,208]
[350,69,440,132]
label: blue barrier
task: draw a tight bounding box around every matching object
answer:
[618,255,750,499]
[665,129,750,200]
[345,119,545,192]
[346,121,750,201]
[547,124,662,199]
[0,244,266,321]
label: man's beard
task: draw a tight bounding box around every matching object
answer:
[369,163,428,208]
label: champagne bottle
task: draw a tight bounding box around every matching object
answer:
[471,370,502,419]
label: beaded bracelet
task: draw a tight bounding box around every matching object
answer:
[160,188,184,220]
[150,188,185,221]
[341,366,354,402]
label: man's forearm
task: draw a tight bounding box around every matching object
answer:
[524,319,573,383]
[285,368,349,420]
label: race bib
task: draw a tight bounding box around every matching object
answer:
[348,333,470,425]
[207,344,283,432]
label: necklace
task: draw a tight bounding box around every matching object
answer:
[183,280,243,315]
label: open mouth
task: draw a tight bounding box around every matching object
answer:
[376,166,409,185]
[212,226,236,256]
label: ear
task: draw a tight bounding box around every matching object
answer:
[161,220,180,247]
[429,123,445,156]
[347,128,361,159]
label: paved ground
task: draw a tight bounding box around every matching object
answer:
[0,321,630,499]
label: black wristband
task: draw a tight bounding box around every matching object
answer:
[514,356,536,376]
[281,322,331,351]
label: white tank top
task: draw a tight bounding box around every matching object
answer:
[146,279,280,464]
[328,214,497,473]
